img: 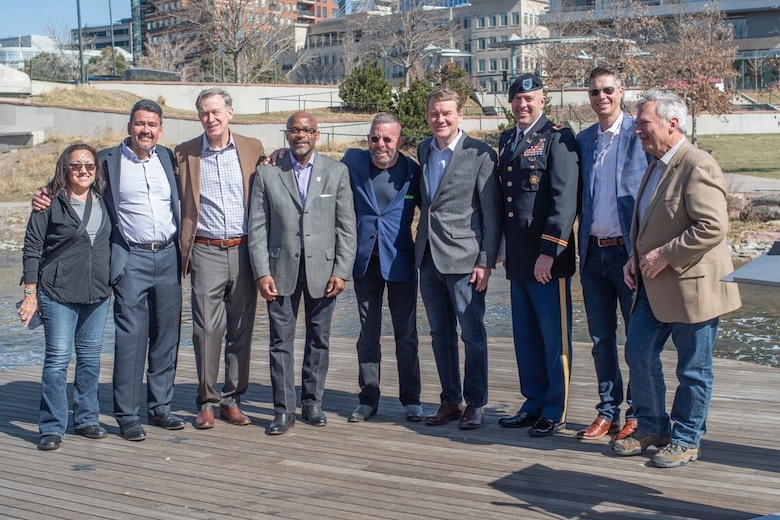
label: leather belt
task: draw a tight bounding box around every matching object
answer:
[590,236,625,248]
[128,236,174,251]
[194,236,247,248]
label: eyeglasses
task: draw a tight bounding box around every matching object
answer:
[369,136,393,144]
[68,163,97,173]
[588,87,617,97]
[286,127,318,136]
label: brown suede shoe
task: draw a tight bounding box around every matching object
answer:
[194,409,215,429]
[220,405,251,426]
[424,403,462,426]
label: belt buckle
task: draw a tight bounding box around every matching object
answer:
[219,239,231,248]
[149,241,162,252]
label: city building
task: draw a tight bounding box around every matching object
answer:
[543,0,780,89]
[295,0,549,92]
[70,18,134,54]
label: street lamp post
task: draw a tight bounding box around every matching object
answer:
[109,0,117,75]
[76,0,87,83]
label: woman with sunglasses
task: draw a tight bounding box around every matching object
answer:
[19,143,112,451]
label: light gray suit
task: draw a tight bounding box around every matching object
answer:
[248,151,356,413]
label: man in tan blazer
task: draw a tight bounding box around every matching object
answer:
[174,88,265,430]
[612,89,741,468]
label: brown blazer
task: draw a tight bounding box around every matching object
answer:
[174,132,265,275]
[630,138,741,324]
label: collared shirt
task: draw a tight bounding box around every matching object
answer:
[118,138,176,244]
[293,153,315,206]
[427,130,462,199]
[637,136,686,223]
[589,112,624,238]
[197,133,246,239]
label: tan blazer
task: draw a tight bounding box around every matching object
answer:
[174,132,265,275]
[630,139,741,324]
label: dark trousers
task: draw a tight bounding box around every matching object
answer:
[510,277,572,424]
[266,259,335,414]
[112,242,182,426]
[354,252,421,409]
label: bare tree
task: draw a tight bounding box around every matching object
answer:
[642,4,738,144]
[355,0,460,88]
[141,36,198,81]
[182,0,296,83]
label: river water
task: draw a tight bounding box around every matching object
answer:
[1,251,778,371]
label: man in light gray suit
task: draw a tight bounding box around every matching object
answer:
[416,87,503,430]
[248,111,356,435]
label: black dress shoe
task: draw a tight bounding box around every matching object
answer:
[148,411,186,430]
[75,425,108,439]
[528,417,565,437]
[302,404,327,427]
[37,435,62,451]
[120,421,147,441]
[498,410,539,428]
[266,413,295,435]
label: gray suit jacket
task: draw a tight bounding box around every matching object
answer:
[415,131,502,274]
[248,151,356,297]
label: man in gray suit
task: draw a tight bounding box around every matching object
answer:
[416,87,503,430]
[248,111,357,435]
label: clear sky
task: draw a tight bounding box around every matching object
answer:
[0,0,132,40]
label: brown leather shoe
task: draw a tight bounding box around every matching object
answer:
[576,417,619,439]
[220,405,251,426]
[425,403,462,426]
[195,409,215,429]
[458,405,483,430]
[614,418,638,441]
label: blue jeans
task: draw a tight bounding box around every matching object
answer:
[354,252,420,408]
[510,277,573,423]
[38,290,110,437]
[625,288,718,448]
[580,242,635,422]
[419,250,488,407]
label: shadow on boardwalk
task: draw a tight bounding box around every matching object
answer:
[0,338,778,519]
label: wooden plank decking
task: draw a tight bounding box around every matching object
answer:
[0,336,778,519]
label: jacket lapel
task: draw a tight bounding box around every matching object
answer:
[278,156,303,210]
[304,152,325,209]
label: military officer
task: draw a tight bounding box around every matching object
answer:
[496,74,581,437]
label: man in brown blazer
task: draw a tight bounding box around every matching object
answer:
[174,88,265,429]
[612,89,741,468]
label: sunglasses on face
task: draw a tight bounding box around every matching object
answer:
[68,163,97,173]
[588,87,617,97]
[369,136,393,144]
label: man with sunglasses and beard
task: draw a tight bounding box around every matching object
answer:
[342,114,424,424]
[575,66,650,442]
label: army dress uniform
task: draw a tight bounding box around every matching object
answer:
[499,113,580,429]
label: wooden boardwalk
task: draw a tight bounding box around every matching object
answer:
[0,336,778,520]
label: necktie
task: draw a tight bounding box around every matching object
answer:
[511,131,523,153]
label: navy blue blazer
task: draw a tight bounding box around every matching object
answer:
[343,148,420,283]
[99,143,181,285]
[575,114,649,269]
